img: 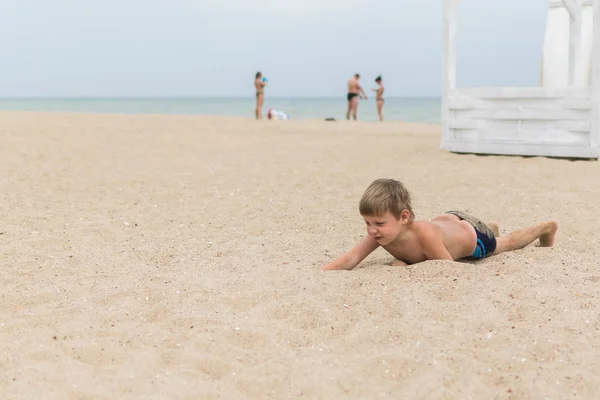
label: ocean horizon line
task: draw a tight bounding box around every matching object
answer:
[0,95,441,101]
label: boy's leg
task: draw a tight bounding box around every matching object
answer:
[492,220,558,255]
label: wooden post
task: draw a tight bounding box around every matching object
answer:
[441,0,458,147]
[562,0,583,86]
[591,0,600,149]
[562,0,580,17]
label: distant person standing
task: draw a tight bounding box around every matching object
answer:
[346,73,367,121]
[255,72,267,119]
[372,76,385,121]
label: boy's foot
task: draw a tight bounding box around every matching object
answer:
[488,220,500,237]
[538,220,558,247]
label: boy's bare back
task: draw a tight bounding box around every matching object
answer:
[381,215,479,264]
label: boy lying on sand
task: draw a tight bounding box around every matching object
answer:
[323,179,558,270]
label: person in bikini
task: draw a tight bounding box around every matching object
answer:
[346,74,367,121]
[322,178,558,270]
[372,76,384,121]
[255,72,267,119]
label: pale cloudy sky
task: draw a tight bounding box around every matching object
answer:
[1,0,548,97]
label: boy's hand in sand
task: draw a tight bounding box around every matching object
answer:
[322,235,379,271]
[390,259,407,267]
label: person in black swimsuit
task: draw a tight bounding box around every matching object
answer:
[346,74,367,120]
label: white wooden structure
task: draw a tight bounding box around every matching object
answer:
[441,0,600,158]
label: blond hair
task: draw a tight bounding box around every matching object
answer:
[359,178,414,221]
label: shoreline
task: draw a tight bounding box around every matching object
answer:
[0,110,443,128]
[0,97,443,124]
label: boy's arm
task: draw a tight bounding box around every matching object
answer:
[419,226,453,261]
[322,235,379,271]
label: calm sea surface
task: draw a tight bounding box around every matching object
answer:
[0,97,441,123]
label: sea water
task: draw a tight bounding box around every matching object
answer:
[0,97,441,123]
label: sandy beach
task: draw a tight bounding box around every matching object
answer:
[1,111,599,399]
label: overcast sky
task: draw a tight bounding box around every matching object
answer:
[1,0,548,97]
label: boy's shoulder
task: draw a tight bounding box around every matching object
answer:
[411,219,438,230]
[410,220,445,241]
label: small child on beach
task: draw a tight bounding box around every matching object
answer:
[322,179,558,270]
[267,108,290,120]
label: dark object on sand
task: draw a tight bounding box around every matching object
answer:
[325,118,336,121]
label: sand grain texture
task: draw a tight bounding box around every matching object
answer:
[1,112,599,399]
